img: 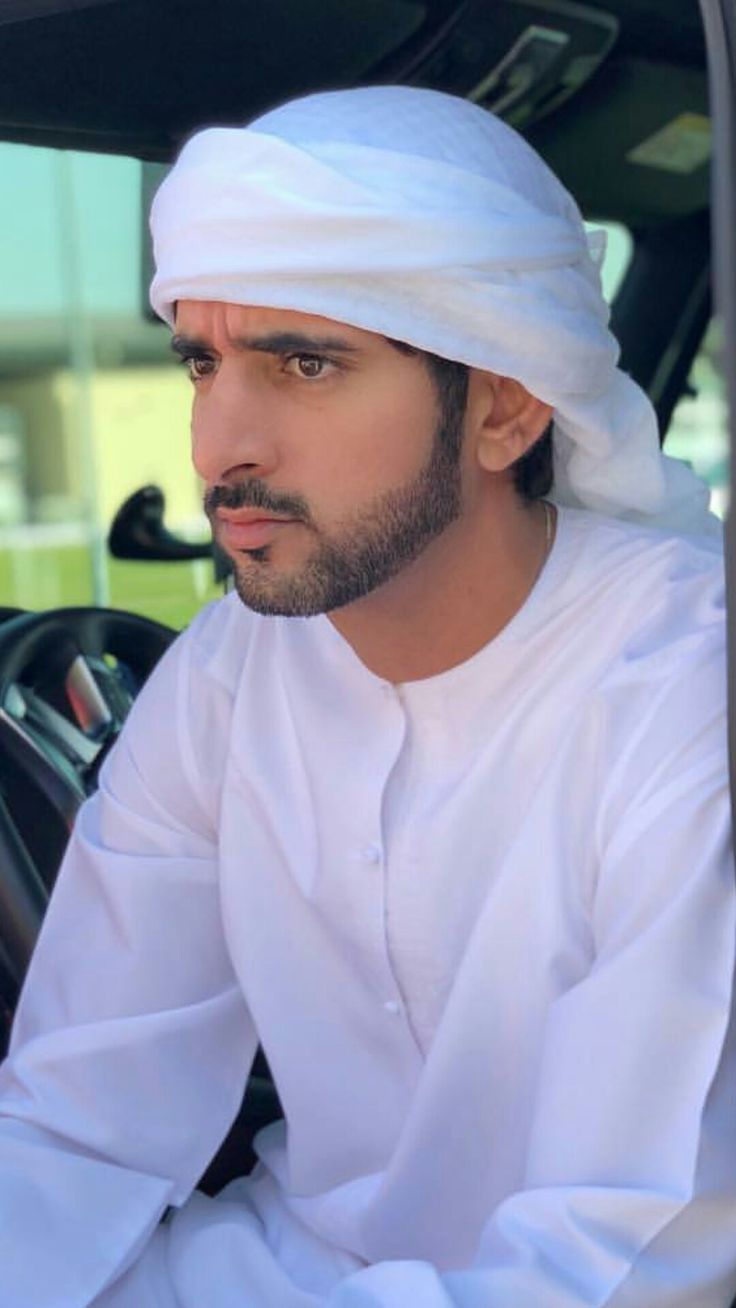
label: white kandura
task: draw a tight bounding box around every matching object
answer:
[0,508,734,1306]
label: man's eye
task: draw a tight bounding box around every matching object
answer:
[180,355,215,382]
[286,353,333,379]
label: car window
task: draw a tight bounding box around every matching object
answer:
[664,319,728,519]
[591,223,727,521]
[0,143,218,628]
[596,221,632,304]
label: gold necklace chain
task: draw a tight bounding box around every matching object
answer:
[542,499,555,560]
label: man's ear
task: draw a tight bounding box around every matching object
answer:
[469,371,553,473]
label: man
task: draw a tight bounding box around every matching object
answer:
[0,86,735,1307]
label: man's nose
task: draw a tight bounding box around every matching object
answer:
[191,371,278,485]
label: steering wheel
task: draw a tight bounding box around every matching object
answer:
[0,605,284,1180]
[0,606,177,1003]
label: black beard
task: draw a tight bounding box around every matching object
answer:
[205,415,463,618]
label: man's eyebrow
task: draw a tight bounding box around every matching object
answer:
[170,331,361,357]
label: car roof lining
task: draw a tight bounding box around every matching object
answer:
[0,0,710,226]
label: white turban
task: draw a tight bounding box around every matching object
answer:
[150,85,717,539]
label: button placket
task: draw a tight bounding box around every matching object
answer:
[342,684,414,1030]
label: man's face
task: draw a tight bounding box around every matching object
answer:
[174,300,465,616]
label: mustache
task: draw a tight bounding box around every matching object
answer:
[204,479,310,522]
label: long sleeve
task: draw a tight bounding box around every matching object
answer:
[0,613,258,1308]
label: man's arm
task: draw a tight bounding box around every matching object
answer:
[0,609,258,1307]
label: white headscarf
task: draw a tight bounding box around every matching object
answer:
[150,85,718,539]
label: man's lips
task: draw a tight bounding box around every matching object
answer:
[213,508,299,551]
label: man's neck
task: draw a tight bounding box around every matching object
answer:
[328,494,554,683]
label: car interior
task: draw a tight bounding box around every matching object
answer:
[0,0,732,1195]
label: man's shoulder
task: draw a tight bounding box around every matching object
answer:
[122,592,264,764]
[543,513,728,834]
[536,509,726,748]
[560,505,723,579]
[109,594,289,827]
[553,508,724,660]
[180,589,273,695]
[176,593,328,713]
[555,509,726,756]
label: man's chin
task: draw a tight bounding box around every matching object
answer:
[231,560,328,618]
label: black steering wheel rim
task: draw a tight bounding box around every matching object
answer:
[0,605,178,1032]
[0,605,176,702]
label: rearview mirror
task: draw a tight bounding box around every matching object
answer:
[108,484,212,563]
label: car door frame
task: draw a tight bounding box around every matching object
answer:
[700,0,736,801]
